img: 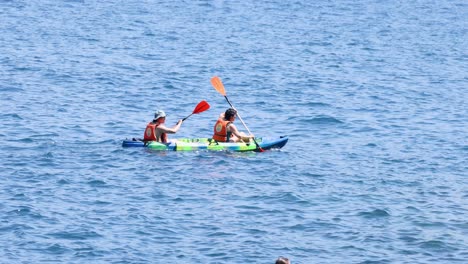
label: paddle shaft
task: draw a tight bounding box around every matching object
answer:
[223,96,253,135]
[182,114,192,122]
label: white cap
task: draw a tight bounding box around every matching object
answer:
[154,110,166,120]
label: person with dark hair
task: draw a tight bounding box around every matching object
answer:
[275,256,290,264]
[212,108,254,142]
[143,110,183,143]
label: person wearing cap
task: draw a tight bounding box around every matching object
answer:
[143,110,183,143]
[212,108,254,142]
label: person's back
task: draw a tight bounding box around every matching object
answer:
[213,108,236,142]
[144,120,167,142]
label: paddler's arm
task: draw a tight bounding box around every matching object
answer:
[158,120,183,134]
[228,123,254,141]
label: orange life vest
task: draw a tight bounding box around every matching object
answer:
[144,122,167,143]
[212,118,232,142]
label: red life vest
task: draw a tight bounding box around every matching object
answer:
[144,122,167,143]
[212,118,232,142]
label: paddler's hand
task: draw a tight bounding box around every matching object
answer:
[177,119,183,125]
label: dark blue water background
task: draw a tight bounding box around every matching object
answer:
[1,1,467,263]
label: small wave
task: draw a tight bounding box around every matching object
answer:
[13,66,41,72]
[30,133,60,138]
[287,115,343,125]
[0,113,23,119]
[8,206,44,219]
[207,231,235,237]
[273,192,310,205]
[57,179,70,185]
[358,260,391,264]
[11,137,38,144]
[48,230,102,240]
[307,102,330,107]
[289,223,317,232]
[39,152,54,159]
[0,223,34,232]
[418,240,456,252]
[0,86,24,92]
[414,221,446,228]
[405,206,421,212]
[358,209,390,218]
[44,243,71,255]
[90,200,112,206]
[309,116,343,125]
[76,139,114,145]
[87,180,107,187]
[235,205,261,211]
[399,235,418,243]
[353,126,378,133]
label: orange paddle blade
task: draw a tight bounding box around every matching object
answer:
[210,76,226,96]
[193,100,210,114]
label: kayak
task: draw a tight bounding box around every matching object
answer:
[122,136,288,152]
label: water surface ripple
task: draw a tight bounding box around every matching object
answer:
[1,1,467,263]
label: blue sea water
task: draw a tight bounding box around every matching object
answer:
[0,0,467,263]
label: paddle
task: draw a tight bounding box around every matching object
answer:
[210,76,264,152]
[182,100,210,121]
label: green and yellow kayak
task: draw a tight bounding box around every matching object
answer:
[122,136,288,152]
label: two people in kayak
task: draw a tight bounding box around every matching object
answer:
[143,108,254,143]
